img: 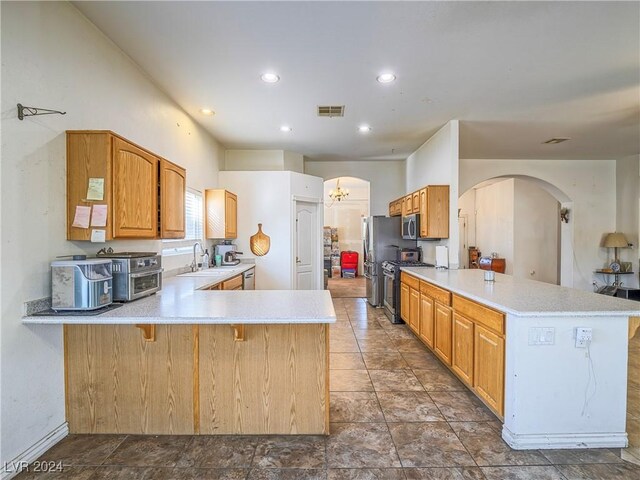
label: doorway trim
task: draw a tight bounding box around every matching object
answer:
[291,195,323,289]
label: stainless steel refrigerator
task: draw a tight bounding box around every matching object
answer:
[362,216,415,306]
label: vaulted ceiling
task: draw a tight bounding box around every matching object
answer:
[74,1,639,161]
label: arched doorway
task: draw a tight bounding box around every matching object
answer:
[323,177,370,297]
[459,175,573,287]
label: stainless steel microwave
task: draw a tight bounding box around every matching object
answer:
[402,214,420,240]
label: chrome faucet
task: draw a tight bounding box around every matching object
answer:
[191,242,204,272]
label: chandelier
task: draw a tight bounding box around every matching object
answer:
[329,179,350,202]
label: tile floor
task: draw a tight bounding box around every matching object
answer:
[16,297,640,479]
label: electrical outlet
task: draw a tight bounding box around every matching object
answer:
[574,327,593,348]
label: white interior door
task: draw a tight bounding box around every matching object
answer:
[296,202,317,289]
[458,215,468,269]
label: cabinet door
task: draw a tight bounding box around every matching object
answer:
[224,191,238,239]
[419,188,428,238]
[452,313,474,385]
[419,293,434,348]
[222,274,243,290]
[474,324,505,416]
[424,185,450,239]
[400,282,410,322]
[409,287,420,333]
[405,195,413,215]
[112,137,158,238]
[160,159,186,239]
[412,192,420,213]
[434,302,453,365]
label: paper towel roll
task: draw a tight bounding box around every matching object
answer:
[436,246,448,269]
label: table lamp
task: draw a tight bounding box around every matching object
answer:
[603,232,628,271]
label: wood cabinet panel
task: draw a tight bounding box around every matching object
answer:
[221,274,243,290]
[409,287,420,333]
[452,313,474,386]
[452,294,505,335]
[434,302,453,365]
[411,191,420,213]
[403,194,413,216]
[205,189,238,239]
[400,272,420,290]
[199,324,328,434]
[419,185,450,239]
[112,137,159,238]
[65,324,195,434]
[420,280,451,306]
[160,159,186,239]
[400,282,410,322]
[419,293,434,348]
[474,324,505,416]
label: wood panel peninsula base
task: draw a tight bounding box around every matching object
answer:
[64,322,329,435]
[401,267,640,451]
[24,282,335,436]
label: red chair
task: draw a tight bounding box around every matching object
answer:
[340,251,359,277]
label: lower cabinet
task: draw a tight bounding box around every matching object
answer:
[400,282,410,322]
[419,293,434,348]
[433,302,453,365]
[409,287,420,333]
[474,324,505,415]
[452,313,474,385]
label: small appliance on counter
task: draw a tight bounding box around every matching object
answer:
[51,258,113,310]
[215,244,242,266]
[96,251,162,301]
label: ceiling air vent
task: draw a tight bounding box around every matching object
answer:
[542,137,571,144]
[317,105,345,117]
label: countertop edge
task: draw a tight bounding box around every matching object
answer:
[22,316,337,325]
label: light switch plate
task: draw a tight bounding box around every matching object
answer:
[528,327,555,345]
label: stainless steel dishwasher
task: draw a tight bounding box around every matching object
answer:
[243,267,255,290]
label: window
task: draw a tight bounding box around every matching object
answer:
[162,188,203,256]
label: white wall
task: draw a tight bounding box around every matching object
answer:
[474,179,515,274]
[224,149,304,173]
[304,160,405,216]
[1,2,222,471]
[405,121,460,267]
[218,171,323,290]
[460,159,617,291]
[615,155,640,288]
[513,179,559,284]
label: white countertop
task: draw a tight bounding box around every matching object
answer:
[23,264,336,325]
[401,267,640,317]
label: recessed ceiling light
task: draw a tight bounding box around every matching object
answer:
[261,72,280,83]
[280,125,292,132]
[199,108,215,116]
[377,72,396,83]
[542,137,571,144]
[358,125,371,133]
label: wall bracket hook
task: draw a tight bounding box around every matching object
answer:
[17,103,66,121]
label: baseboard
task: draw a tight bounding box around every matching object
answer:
[1,422,68,480]
[502,426,628,450]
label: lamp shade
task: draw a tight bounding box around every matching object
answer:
[603,232,629,248]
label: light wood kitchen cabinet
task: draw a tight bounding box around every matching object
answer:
[412,191,419,212]
[419,185,450,239]
[419,293,434,348]
[66,131,186,240]
[409,287,420,333]
[452,313,474,386]
[474,324,505,416]
[389,199,402,217]
[400,282,410,322]
[434,301,453,365]
[221,274,243,291]
[205,189,237,239]
[159,159,186,239]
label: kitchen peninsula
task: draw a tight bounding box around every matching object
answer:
[24,270,335,436]
[400,267,640,450]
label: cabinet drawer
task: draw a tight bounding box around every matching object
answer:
[420,280,451,306]
[400,272,420,290]
[222,274,243,290]
[452,294,504,335]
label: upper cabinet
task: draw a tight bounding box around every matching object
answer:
[388,185,450,238]
[205,189,237,239]
[66,131,186,240]
[159,158,186,239]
